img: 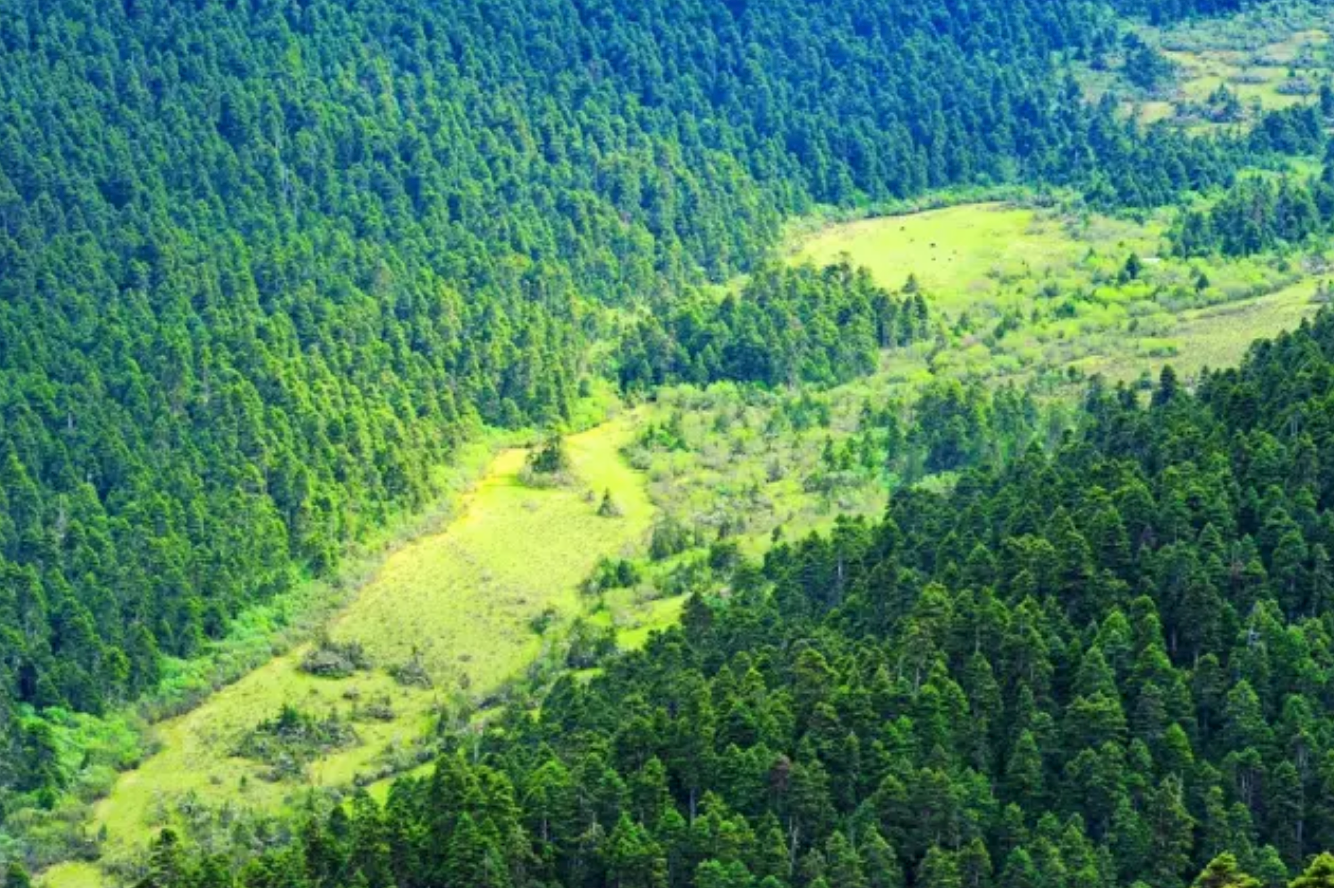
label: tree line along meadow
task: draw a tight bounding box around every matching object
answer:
[7,0,1334,885]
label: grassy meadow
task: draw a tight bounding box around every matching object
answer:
[41,418,660,888]
[794,203,1086,313]
[794,201,1325,383]
[627,197,1329,556]
[1078,0,1334,132]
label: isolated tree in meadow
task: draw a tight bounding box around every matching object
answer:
[1122,252,1144,281]
[598,489,623,518]
[529,433,571,476]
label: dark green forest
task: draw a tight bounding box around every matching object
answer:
[130,308,1334,887]
[0,0,1280,761]
[617,262,930,392]
[1173,132,1334,259]
[4,0,1334,883]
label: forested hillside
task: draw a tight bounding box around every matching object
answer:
[617,262,931,392]
[1174,141,1334,258]
[141,307,1334,888]
[7,0,1334,882]
[0,0,1281,778]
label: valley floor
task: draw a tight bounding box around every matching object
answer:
[37,195,1334,888]
[41,417,661,888]
[794,200,1326,384]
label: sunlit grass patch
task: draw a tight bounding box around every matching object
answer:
[793,203,1086,314]
[43,417,655,888]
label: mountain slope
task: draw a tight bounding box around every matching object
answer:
[0,0,1255,775]
[125,306,1334,888]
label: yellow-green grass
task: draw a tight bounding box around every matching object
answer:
[37,865,103,888]
[1088,278,1324,383]
[594,590,689,652]
[632,378,909,562]
[1133,13,1330,129]
[1135,100,1179,125]
[795,204,1071,311]
[42,417,654,888]
[786,201,1320,379]
[1169,42,1320,111]
[791,203,1166,317]
[793,202,1166,312]
[615,597,688,651]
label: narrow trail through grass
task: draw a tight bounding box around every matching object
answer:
[41,416,654,888]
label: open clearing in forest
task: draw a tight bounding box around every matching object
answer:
[1168,31,1328,110]
[1078,1,1334,132]
[794,203,1086,314]
[793,201,1325,383]
[632,198,1329,555]
[1088,277,1322,380]
[42,417,658,888]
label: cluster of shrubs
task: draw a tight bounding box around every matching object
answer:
[299,636,372,679]
[234,705,359,782]
[387,653,433,689]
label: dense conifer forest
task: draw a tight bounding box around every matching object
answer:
[128,308,1334,888]
[1173,169,1331,258]
[616,262,931,392]
[0,0,1278,756]
[6,0,1334,884]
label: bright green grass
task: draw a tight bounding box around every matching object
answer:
[632,198,1327,559]
[793,201,1168,323]
[37,865,102,888]
[790,200,1318,383]
[631,378,906,559]
[41,417,655,888]
[1168,31,1326,112]
[1090,278,1323,381]
[615,597,688,650]
[794,203,1098,314]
